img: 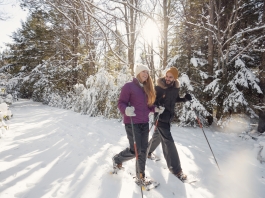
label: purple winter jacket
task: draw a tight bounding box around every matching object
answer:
[118,78,155,124]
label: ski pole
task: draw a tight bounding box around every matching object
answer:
[128,104,144,197]
[146,113,160,159]
[147,113,160,133]
[193,108,221,172]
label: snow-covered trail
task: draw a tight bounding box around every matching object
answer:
[1,99,265,198]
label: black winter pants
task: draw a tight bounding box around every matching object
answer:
[114,123,149,177]
[147,122,182,174]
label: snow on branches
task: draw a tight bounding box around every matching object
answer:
[48,66,132,119]
[223,58,261,118]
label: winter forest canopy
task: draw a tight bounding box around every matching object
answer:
[0,0,265,132]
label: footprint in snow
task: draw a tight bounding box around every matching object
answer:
[26,183,35,187]
[40,163,47,168]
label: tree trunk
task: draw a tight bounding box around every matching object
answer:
[150,41,155,81]
[73,13,79,85]
[206,0,214,125]
[258,1,265,133]
[216,88,226,120]
[124,0,136,76]
[162,0,168,69]
[185,1,192,77]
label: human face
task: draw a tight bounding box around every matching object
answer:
[165,72,175,84]
[138,70,149,83]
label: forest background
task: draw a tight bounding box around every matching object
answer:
[0,0,265,132]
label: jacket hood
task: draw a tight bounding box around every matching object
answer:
[157,77,180,89]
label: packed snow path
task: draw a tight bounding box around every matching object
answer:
[1,99,265,198]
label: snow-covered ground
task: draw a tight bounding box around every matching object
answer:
[1,99,265,198]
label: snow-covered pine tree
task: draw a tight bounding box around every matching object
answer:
[177,73,211,127]
[66,66,132,118]
[104,66,132,118]
[204,57,262,127]
[166,54,211,127]
[178,0,264,127]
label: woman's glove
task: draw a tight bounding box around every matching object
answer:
[185,94,192,101]
[155,106,165,114]
[125,106,136,116]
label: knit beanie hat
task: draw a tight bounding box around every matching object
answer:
[166,67,179,80]
[135,64,150,77]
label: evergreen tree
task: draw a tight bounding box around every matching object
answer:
[3,10,56,98]
[258,0,265,133]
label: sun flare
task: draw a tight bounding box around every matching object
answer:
[142,20,160,44]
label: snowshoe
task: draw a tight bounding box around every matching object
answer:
[175,171,187,182]
[175,171,197,184]
[134,173,160,191]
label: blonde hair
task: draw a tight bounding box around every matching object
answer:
[137,74,156,106]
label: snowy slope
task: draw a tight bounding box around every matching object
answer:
[0,99,265,198]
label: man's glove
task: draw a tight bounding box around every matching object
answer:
[185,93,192,101]
[125,106,136,116]
[155,106,165,114]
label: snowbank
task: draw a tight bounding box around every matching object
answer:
[0,102,12,137]
[0,102,12,120]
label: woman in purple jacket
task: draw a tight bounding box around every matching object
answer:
[112,64,164,181]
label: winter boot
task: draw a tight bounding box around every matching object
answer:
[147,153,160,161]
[147,153,152,159]
[175,171,187,182]
[112,155,123,174]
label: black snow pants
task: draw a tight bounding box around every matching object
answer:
[114,123,149,177]
[147,121,182,174]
